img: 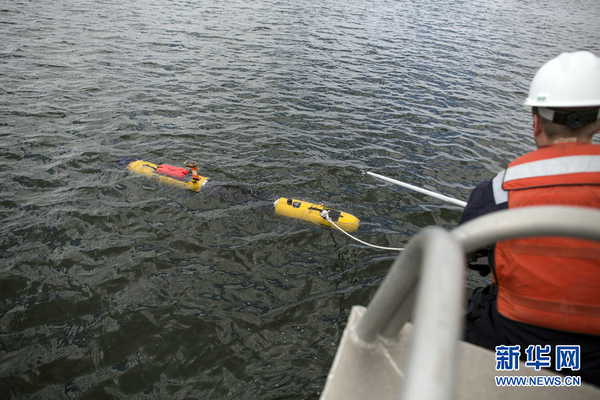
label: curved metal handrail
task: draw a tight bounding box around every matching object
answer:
[452,205,600,252]
[340,206,600,400]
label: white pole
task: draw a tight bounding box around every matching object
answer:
[363,170,467,208]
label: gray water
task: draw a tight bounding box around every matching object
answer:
[1,0,599,398]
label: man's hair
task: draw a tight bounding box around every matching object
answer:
[532,107,600,141]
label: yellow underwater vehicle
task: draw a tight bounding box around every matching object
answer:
[117,158,360,232]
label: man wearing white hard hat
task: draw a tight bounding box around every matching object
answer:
[460,51,600,386]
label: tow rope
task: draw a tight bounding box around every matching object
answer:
[321,209,404,252]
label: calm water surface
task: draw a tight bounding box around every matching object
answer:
[1,0,599,398]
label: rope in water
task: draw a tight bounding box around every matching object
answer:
[318,169,468,251]
[321,210,405,252]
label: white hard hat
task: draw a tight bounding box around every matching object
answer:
[524,51,600,108]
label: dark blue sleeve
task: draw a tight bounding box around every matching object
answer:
[459,179,508,275]
[459,179,508,225]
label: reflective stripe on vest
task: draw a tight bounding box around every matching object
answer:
[503,143,600,190]
[492,170,508,205]
[504,155,600,187]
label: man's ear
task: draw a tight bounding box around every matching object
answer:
[532,114,549,147]
[533,114,544,138]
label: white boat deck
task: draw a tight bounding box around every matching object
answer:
[320,207,600,400]
[321,307,600,400]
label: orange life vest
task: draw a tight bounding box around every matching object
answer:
[494,142,600,335]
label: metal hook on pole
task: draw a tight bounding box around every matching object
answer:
[361,170,467,208]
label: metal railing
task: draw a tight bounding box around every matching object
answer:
[321,206,600,400]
